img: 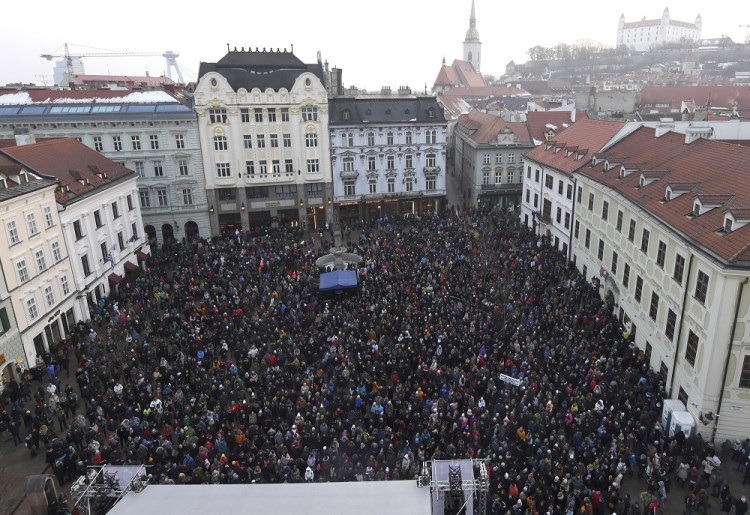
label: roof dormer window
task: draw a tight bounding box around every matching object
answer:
[693,203,701,216]
[342,109,351,121]
[724,217,733,233]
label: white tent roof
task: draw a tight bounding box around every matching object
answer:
[108,481,431,515]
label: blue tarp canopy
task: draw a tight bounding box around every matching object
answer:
[319,270,358,291]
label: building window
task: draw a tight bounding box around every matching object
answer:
[426,178,436,191]
[655,241,666,268]
[574,220,579,238]
[666,309,677,340]
[175,134,185,149]
[685,330,699,367]
[254,108,263,123]
[6,219,19,245]
[306,133,318,148]
[649,292,659,320]
[270,134,279,148]
[588,192,594,211]
[343,157,355,172]
[483,154,491,165]
[387,179,395,193]
[26,296,39,321]
[244,135,253,149]
[678,386,688,407]
[131,222,138,241]
[283,134,291,148]
[113,135,122,151]
[157,189,168,206]
[602,201,609,221]
[281,108,290,122]
[214,136,228,151]
[482,170,490,185]
[240,108,250,122]
[150,134,159,150]
[367,156,376,171]
[94,210,103,228]
[387,155,395,170]
[405,179,414,192]
[245,161,255,177]
[545,175,553,189]
[81,254,91,276]
[259,161,268,176]
[576,185,582,202]
[51,240,62,262]
[369,180,377,194]
[635,276,643,302]
[153,161,164,177]
[638,229,651,255]
[495,154,503,164]
[60,275,70,296]
[597,239,605,260]
[209,108,227,123]
[695,270,709,303]
[367,132,375,146]
[585,229,591,249]
[508,153,515,164]
[93,136,103,152]
[739,356,750,388]
[508,169,515,183]
[112,201,120,219]
[623,263,630,288]
[182,189,193,205]
[131,135,141,150]
[406,131,412,145]
[135,161,145,177]
[344,180,356,196]
[615,210,623,232]
[139,190,150,208]
[42,206,54,229]
[611,251,618,275]
[285,160,294,174]
[307,159,320,174]
[426,130,437,144]
[257,135,265,148]
[628,220,636,242]
[216,163,231,177]
[306,183,323,195]
[566,184,573,200]
[533,193,538,209]
[268,110,277,122]
[387,133,394,145]
[26,212,38,236]
[16,258,29,283]
[405,154,413,169]
[100,241,108,262]
[73,219,84,240]
[272,160,281,175]
[674,254,685,284]
[495,170,503,185]
[426,153,436,168]
[302,106,318,121]
[178,160,189,176]
[118,231,124,251]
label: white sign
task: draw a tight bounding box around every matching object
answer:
[499,374,521,387]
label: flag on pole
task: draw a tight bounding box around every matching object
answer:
[107,252,116,270]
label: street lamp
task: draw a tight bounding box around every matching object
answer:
[241,203,245,212]
[209,205,214,214]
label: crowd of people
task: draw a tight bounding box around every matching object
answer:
[0,208,743,514]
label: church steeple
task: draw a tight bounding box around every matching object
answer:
[463,0,481,72]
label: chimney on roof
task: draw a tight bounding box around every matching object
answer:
[398,86,412,96]
[14,128,36,146]
[381,86,391,96]
[571,110,576,123]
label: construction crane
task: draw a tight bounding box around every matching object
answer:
[41,43,185,85]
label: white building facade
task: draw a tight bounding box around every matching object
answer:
[0,89,209,247]
[194,48,333,233]
[0,172,77,369]
[571,126,750,442]
[328,96,448,223]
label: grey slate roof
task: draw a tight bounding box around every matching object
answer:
[328,97,445,125]
[198,49,325,91]
[0,178,57,203]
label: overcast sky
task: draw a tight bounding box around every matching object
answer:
[2,0,748,90]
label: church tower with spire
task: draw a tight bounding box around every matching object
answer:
[463,0,481,72]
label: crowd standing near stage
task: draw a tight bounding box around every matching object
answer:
[1,208,746,514]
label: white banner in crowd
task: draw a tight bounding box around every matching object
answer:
[498,374,521,387]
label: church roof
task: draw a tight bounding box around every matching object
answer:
[434,60,485,89]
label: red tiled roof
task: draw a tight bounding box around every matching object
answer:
[456,109,532,145]
[577,126,750,264]
[526,111,589,143]
[639,86,750,113]
[1,138,135,204]
[523,119,624,175]
[434,66,462,86]
[451,60,485,88]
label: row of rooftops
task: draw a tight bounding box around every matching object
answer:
[527,119,750,264]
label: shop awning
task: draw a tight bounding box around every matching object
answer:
[124,261,138,272]
[108,273,123,284]
[136,251,150,262]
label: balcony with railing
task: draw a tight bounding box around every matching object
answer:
[480,182,523,193]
